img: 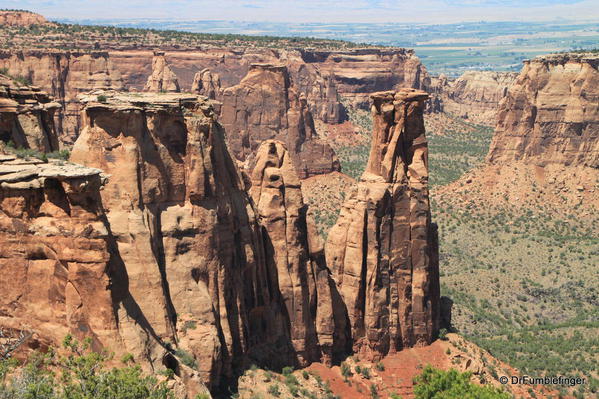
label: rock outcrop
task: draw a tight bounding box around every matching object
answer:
[249,140,348,364]
[191,69,221,100]
[0,10,48,26]
[430,71,518,125]
[221,64,340,178]
[0,74,60,152]
[70,91,305,391]
[144,52,181,93]
[0,154,117,353]
[326,89,440,359]
[487,53,599,168]
[0,50,124,145]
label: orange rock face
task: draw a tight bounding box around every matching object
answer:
[221,64,340,178]
[430,71,518,125]
[191,69,221,100]
[0,155,117,353]
[249,140,349,365]
[144,52,181,93]
[487,53,599,168]
[0,74,60,152]
[0,50,124,145]
[326,89,440,359]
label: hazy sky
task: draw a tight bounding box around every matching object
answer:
[4,0,599,23]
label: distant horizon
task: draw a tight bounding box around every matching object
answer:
[3,0,599,24]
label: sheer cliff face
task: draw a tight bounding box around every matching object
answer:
[326,89,440,359]
[0,51,123,145]
[0,155,116,352]
[0,75,60,152]
[221,64,340,178]
[487,54,599,168]
[431,71,518,125]
[191,69,221,100]
[249,140,349,365]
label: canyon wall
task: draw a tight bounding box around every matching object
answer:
[220,63,340,178]
[326,89,440,359]
[0,74,60,151]
[487,53,599,168]
[430,71,518,125]
[0,50,124,146]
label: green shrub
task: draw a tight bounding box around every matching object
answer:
[0,335,174,399]
[375,362,385,371]
[267,383,281,397]
[282,366,293,376]
[174,348,197,369]
[438,328,449,341]
[413,365,510,399]
[340,362,352,377]
[97,94,108,103]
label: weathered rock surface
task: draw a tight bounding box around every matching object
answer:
[0,154,117,353]
[326,89,440,359]
[71,91,301,390]
[221,64,340,178]
[0,50,124,145]
[487,53,599,168]
[0,74,60,152]
[0,11,48,27]
[249,140,348,364]
[191,69,221,100]
[430,71,518,125]
[144,52,181,93]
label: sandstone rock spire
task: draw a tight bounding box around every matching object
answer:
[144,51,181,93]
[250,140,349,365]
[326,88,440,359]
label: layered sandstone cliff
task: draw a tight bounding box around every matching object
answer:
[487,53,599,168]
[144,52,181,93]
[0,154,115,353]
[326,89,440,358]
[221,64,340,178]
[0,74,60,152]
[0,50,124,145]
[249,140,349,364]
[430,71,518,125]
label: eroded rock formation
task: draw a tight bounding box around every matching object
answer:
[430,71,517,125]
[69,91,306,391]
[0,154,116,352]
[0,74,60,152]
[191,69,221,100]
[249,140,348,364]
[326,89,440,359]
[0,50,123,145]
[221,64,340,178]
[487,53,599,168]
[144,52,181,93]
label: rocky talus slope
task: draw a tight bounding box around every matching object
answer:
[144,52,181,93]
[0,50,124,145]
[0,74,60,152]
[221,64,340,178]
[429,71,517,125]
[326,89,440,359]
